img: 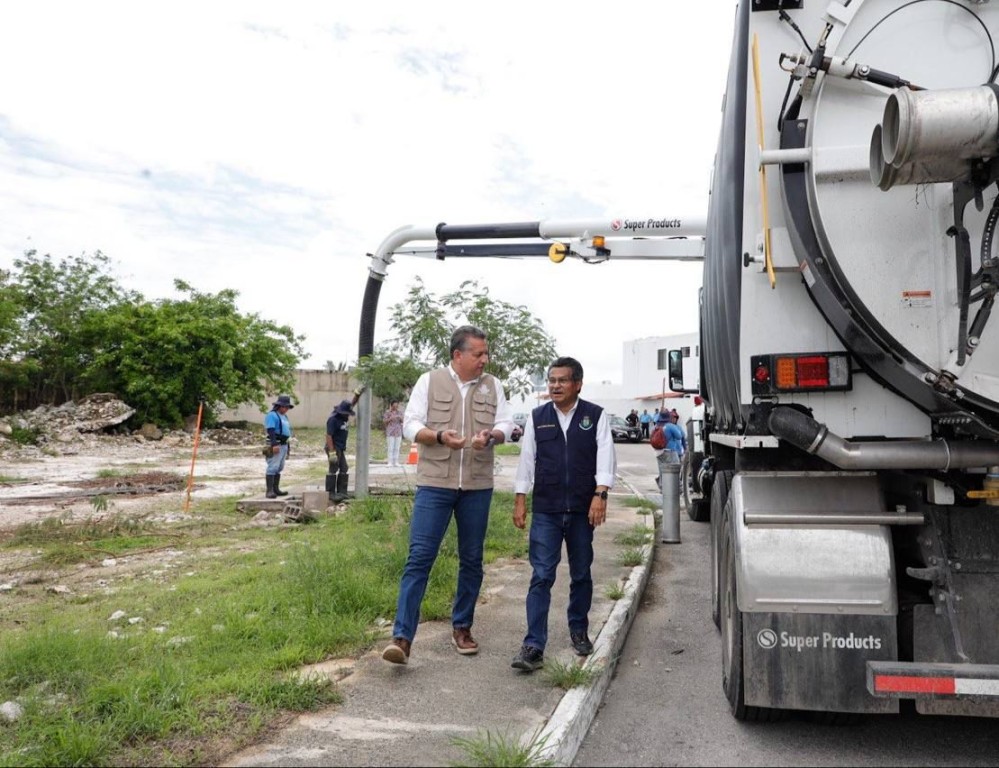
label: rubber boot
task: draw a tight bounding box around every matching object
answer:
[273,473,289,497]
[265,475,277,499]
[333,472,349,502]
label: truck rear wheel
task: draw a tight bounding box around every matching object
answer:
[720,496,784,722]
[683,451,709,522]
[710,469,733,629]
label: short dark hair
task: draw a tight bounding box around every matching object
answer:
[450,325,488,356]
[548,356,583,382]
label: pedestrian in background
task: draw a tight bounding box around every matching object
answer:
[382,325,515,665]
[383,400,404,467]
[639,409,651,440]
[511,356,616,672]
[326,399,355,502]
[264,395,294,499]
[665,410,687,460]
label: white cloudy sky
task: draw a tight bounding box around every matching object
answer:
[0,2,736,384]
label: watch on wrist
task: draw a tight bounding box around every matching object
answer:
[594,490,608,500]
[436,430,444,445]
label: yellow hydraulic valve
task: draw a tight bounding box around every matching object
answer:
[548,242,568,263]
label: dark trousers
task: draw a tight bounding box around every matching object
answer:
[523,511,594,652]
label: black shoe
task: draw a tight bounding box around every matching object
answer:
[511,645,544,672]
[570,631,594,656]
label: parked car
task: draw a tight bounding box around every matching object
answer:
[510,412,528,442]
[610,415,642,443]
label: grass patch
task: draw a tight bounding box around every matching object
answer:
[613,524,652,547]
[8,424,41,445]
[3,513,176,567]
[450,728,554,767]
[604,581,626,600]
[493,442,521,457]
[542,657,602,691]
[95,466,141,479]
[617,547,645,567]
[0,475,28,484]
[622,496,657,512]
[0,489,527,766]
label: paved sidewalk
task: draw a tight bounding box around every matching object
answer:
[224,456,660,767]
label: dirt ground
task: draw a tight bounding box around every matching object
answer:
[0,426,338,602]
[0,431,282,529]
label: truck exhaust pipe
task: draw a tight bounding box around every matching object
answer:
[768,407,999,471]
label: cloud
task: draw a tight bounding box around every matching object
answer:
[0,1,735,385]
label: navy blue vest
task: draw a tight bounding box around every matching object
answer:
[531,399,602,515]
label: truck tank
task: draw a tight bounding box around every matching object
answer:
[695,0,999,722]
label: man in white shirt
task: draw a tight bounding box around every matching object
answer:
[382,325,515,665]
[510,356,616,672]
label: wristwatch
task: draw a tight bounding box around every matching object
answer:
[593,490,608,500]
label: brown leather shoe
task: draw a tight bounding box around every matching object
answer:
[382,637,411,664]
[451,627,479,655]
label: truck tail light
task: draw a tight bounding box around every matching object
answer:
[751,352,851,395]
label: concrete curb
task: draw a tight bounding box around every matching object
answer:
[535,484,657,766]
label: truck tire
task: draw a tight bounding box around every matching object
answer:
[720,496,784,722]
[710,469,733,630]
[684,451,708,522]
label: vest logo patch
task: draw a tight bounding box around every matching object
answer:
[579,416,593,431]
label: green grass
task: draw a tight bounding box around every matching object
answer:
[616,547,645,567]
[0,490,527,766]
[542,657,602,690]
[95,466,141,479]
[613,524,653,547]
[450,728,554,767]
[0,475,28,484]
[3,513,178,567]
[622,496,657,512]
[604,581,625,600]
[493,441,521,457]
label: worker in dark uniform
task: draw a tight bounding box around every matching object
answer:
[326,399,355,502]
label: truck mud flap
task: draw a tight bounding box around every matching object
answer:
[744,612,898,713]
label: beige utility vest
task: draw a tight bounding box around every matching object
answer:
[416,367,499,490]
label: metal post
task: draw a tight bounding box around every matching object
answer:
[658,450,681,543]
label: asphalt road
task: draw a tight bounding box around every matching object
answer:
[575,442,999,767]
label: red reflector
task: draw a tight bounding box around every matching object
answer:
[796,355,829,388]
[874,675,956,695]
[754,364,770,384]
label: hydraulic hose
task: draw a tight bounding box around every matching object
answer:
[354,273,383,499]
[768,406,999,471]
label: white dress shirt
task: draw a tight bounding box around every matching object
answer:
[514,401,616,495]
[403,364,515,442]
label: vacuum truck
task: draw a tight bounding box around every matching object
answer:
[669,0,999,721]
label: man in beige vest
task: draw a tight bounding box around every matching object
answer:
[382,325,515,664]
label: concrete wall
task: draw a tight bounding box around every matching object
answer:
[216,370,360,429]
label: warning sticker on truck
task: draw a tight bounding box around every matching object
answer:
[901,290,933,308]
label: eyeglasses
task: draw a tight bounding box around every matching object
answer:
[547,377,576,386]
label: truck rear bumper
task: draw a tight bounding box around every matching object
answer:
[869,661,999,699]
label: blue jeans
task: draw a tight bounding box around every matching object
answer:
[265,444,288,475]
[524,512,594,652]
[392,486,493,642]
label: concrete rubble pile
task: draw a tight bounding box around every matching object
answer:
[0,393,260,455]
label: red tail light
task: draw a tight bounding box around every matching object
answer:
[750,352,851,395]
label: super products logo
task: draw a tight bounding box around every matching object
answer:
[757,629,883,652]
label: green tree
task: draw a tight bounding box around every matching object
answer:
[353,348,428,404]
[388,277,556,399]
[85,280,304,427]
[6,250,136,403]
